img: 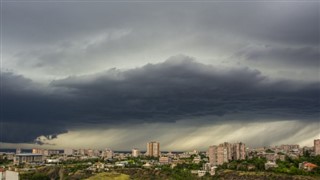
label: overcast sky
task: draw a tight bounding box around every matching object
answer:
[1,0,319,151]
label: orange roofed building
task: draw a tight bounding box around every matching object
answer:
[299,162,318,171]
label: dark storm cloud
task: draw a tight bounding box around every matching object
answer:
[1,122,65,144]
[50,55,320,121]
[1,72,69,143]
[2,56,319,143]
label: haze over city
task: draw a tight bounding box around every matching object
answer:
[0,0,319,151]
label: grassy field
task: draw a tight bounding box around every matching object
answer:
[86,172,130,180]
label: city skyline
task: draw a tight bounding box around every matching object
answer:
[2,138,320,179]
[2,138,318,151]
[0,138,317,152]
[1,1,319,150]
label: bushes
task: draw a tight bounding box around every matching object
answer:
[20,172,50,180]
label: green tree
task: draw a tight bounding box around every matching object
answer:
[265,149,274,153]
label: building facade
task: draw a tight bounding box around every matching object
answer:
[14,153,43,165]
[32,148,59,156]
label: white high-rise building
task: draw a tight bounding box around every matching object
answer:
[16,148,21,154]
[233,142,246,160]
[314,139,320,155]
[103,148,113,159]
[146,141,160,157]
[132,148,140,157]
[208,145,218,165]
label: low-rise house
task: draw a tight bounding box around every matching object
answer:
[142,162,153,168]
[105,164,115,168]
[197,170,206,177]
[95,162,105,169]
[203,163,212,171]
[46,159,60,164]
[265,161,278,170]
[193,156,201,164]
[115,161,128,168]
[170,163,177,169]
[172,159,186,164]
[247,164,256,171]
[0,153,15,160]
[190,170,198,174]
[264,153,277,161]
[178,153,191,159]
[288,154,299,159]
[263,153,286,162]
[209,166,217,176]
[159,157,171,164]
[299,162,318,171]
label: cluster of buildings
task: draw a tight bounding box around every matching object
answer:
[12,148,61,165]
[208,142,246,165]
[73,148,128,160]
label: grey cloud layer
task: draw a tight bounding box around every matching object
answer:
[2,56,319,143]
[236,46,319,67]
[3,1,319,81]
[4,2,318,45]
